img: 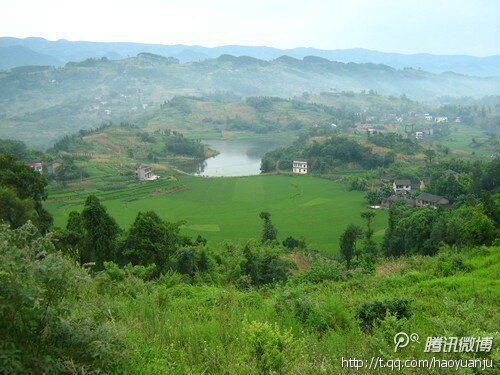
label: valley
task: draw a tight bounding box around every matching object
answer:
[46,174,388,253]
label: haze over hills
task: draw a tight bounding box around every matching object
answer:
[1,37,499,77]
[1,52,498,149]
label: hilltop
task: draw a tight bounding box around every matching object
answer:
[1,37,499,76]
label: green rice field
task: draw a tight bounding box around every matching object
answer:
[46,174,388,253]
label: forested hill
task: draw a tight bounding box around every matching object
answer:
[1,53,498,148]
[2,37,499,76]
[1,54,498,107]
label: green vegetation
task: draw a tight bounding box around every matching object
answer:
[2,221,498,373]
[1,51,498,148]
[46,174,387,253]
[0,129,499,373]
[261,134,395,174]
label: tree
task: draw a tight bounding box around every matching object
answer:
[0,152,52,232]
[0,186,35,228]
[360,211,377,253]
[121,211,180,271]
[445,204,495,246]
[66,211,84,234]
[81,195,120,267]
[339,224,363,268]
[174,247,197,276]
[365,190,382,205]
[481,192,499,227]
[424,149,436,164]
[259,211,277,243]
[282,236,306,250]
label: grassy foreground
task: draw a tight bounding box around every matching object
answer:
[46,174,387,253]
[114,246,499,373]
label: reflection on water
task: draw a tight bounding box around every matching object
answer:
[185,138,290,177]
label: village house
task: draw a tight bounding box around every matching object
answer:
[393,179,413,195]
[423,114,433,121]
[415,131,423,140]
[135,164,158,181]
[434,116,448,123]
[292,160,308,174]
[26,162,43,174]
[415,192,450,208]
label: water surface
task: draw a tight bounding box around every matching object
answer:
[192,138,290,177]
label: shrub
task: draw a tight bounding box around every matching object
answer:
[436,253,471,277]
[0,223,122,373]
[243,320,295,373]
[355,298,413,332]
[282,236,306,250]
[292,257,349,284]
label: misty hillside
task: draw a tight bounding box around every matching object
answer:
[0,45,62,70]
[1,37,499,77]
[0,53,498,148]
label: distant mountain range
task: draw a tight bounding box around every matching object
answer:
[1,37,499,77]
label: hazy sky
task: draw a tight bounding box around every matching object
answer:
[1,0,499,55]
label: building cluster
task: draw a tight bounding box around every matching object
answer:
[381,171,457,209]
[26,160,61,175]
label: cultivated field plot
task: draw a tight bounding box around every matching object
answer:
[46,174,387,253]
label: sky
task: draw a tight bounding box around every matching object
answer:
[1,0,499,56]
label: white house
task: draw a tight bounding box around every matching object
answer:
[292,160,308,174]
[393,179,412,195]
[415,131,424,140]
[435,116,448,123]
[135,164,158,181]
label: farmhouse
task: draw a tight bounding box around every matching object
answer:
[393,179,413,195]
[26,162,43,174]
[435,116,448,123]
[135,164,158,181]
[292,160,308,174]
[415,192,449,208]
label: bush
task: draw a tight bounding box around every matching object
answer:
[292,257,349,284]
[282,236,306,250]
[243,320,295,373]
[0,223,122,373]
[436,252,471,277]
[355,298,413,332]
